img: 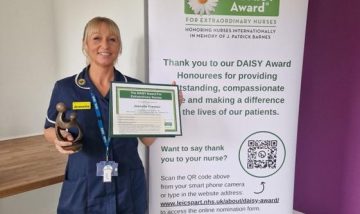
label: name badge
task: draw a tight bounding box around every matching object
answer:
[103,165,113,182]
[72,102,91,110]
[96,161,118,183]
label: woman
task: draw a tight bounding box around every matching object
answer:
[44,17,156,214]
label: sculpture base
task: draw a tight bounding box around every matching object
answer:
[62,143,82,152]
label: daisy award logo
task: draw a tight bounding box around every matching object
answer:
[185,0,280,16]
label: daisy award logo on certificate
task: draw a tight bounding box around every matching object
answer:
[185,0,280,16]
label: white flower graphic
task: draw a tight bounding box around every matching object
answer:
[188,0,219,15]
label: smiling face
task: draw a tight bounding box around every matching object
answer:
[82,18,122,68]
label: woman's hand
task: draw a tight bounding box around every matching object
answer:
[140,137,156,146]
[44,128,76,154]
[139,81,184,147]
[173,81,184,105]
[54,130,76,154]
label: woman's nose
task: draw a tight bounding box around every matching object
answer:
[101,39,109,48]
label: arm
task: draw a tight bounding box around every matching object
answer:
[44,127,75,154]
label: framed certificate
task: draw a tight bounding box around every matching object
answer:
[109,82,182,137]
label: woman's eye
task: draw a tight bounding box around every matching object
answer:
[90,36,101,41]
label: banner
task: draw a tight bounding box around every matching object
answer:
[148,0,308,213]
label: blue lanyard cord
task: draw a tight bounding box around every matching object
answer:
[90,91,111,161]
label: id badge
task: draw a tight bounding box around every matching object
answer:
[96,161,118,182]
[103,165,113,182]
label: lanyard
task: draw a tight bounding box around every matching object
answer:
[90,90,111,161]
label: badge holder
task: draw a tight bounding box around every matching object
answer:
[96,161,118,182]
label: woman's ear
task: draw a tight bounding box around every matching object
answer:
[82,41,88,56]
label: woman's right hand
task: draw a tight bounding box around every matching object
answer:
[44,127,76,154]
[54,130,76,154]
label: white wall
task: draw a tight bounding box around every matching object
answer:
[0,1,146,213]
[0,184,61,214]
[0,0,146,140]
[52,0,146,80]
[0,0,57,140]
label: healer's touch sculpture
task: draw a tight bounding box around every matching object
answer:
[55,102,83,152]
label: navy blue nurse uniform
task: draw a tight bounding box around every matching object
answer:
[45,67,146,214]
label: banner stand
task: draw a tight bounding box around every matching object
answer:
[148,1,308,213]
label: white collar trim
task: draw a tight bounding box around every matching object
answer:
[75,72,90,90]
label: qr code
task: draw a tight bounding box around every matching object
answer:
[247,140,277,169]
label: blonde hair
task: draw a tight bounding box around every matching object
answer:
[82,17,122,64]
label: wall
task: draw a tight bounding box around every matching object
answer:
[52,0,146,80]
[0,1,145,213]
[0,184,61,214]
[0,0,57,140]
[294,1,360,214]
[0,0,145,140]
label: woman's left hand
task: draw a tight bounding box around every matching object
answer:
[172,81,184,105]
